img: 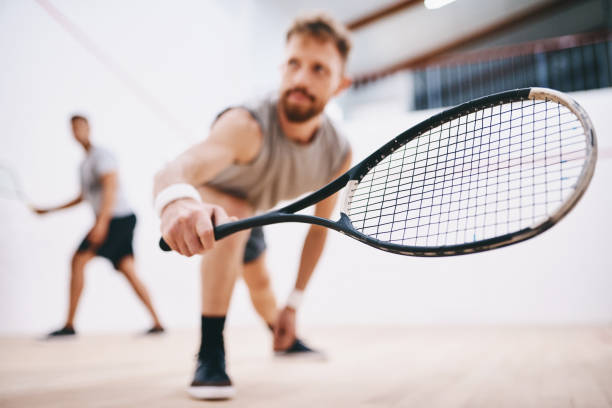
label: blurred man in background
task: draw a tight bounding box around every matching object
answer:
[154,13,352,400]
[35,115,164,337]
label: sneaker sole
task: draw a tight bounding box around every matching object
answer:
[188,385,236,400]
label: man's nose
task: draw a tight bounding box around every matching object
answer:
[291,67,310,86]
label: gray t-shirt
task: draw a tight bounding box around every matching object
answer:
[79,146,132,217]
[207,96,350,211]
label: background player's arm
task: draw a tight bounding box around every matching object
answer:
[33,194,83,214]
[153,109,262,256]
[86,172,117,245]
[274,149,352,350]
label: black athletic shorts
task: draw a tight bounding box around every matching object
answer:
[77,213,137,269]
[243,226,266,263]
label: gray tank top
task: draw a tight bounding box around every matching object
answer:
[207,96,350,211]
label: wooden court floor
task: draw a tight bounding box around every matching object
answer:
[1,326,611,407]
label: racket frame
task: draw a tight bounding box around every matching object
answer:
[162,87,597,256]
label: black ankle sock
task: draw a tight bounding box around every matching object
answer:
[199,315,226,360]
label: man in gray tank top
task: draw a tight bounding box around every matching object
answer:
[154,13,352,400]
[34,115,164,337]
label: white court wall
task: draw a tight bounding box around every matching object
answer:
[1,1,611,334]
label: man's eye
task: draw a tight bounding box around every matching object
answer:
[288,60,299,68]
[313,65,326,74]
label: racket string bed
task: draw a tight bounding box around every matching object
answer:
[347,98,587,248]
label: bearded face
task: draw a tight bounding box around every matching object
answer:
[279,34,346,124]
[280,87,326,123]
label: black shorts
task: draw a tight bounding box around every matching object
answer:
[77,214,137,269]
[244,226,266,263]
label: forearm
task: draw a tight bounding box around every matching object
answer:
[96,180,116,225]
[154,109,261,199]
[153,143,233,197]
[294,226,328,291]
[46,195,83,212]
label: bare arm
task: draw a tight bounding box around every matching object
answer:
[154,109,262,195]
[274,149,352,350]
[153,108,262,256]
[294,149,352,292]
[97,172,117,223]
[86,172,117,245]
[33,194,83,214]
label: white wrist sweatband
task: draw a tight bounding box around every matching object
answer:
[286,289,304,310]
[154,183,202,216]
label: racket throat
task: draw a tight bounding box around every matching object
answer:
[340,180,358,216]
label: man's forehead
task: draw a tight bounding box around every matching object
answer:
[285,34,342,63]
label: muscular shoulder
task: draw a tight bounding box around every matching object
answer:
[209,108,263,164]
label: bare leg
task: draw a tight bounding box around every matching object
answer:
[197,186,254,316]
[117,256,163,328]
[65,250,96,328]
[242,253,277,326]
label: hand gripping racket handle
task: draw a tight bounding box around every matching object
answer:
[158,209,348,252]
[158,174,351,252]
[157,213,290,252]
[158,221,242,251]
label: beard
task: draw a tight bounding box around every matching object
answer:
[280,88,326,123]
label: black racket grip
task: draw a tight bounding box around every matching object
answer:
[158,228,219,252]
[157,221,240,252]
[159,238,172,251]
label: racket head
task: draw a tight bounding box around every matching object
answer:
[339,87,597,256]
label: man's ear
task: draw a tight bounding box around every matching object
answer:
[334,75,353,96]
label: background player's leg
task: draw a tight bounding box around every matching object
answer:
[65,250,96,328]
[242,253,277,327]
[116,255,163,330]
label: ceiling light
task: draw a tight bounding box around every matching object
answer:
[424,0,458,9]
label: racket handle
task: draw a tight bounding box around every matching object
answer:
[159,238,172,251]
[157,222,240,252]
[158,214,284,252]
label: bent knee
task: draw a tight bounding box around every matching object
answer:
[246,273,271,292]
[71,251,91,268]
[243,262,271,291]
[216,228,250,250]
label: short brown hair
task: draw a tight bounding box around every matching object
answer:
[286,12,352,61]
[70,114,88,124]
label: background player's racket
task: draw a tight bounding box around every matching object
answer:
[160,87,597,256]
[0,164,34,210]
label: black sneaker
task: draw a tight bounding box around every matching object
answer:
[145,326,165,335]
[188,351,235,400]
[274,338,326,360]
[47,326,76,338]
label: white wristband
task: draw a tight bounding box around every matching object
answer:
[286,289,304,310]
[154,183,202,217]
